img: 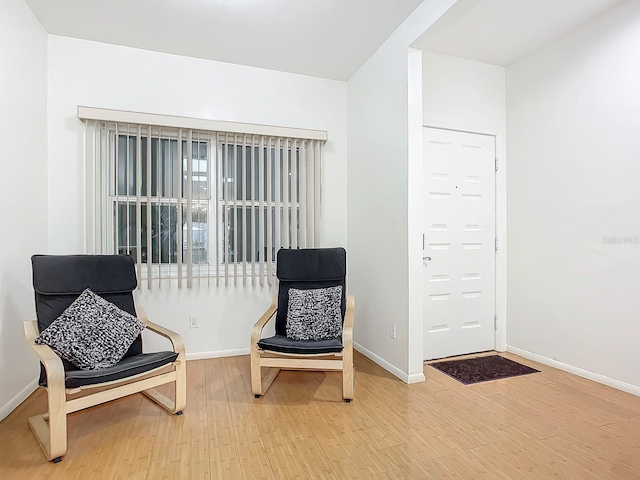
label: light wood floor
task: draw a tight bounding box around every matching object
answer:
[1,351,640,479]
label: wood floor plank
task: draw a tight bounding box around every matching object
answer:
[292,435,342,479]
[479,427,571,479]
[370,467,411,479]
[499,426,614,479]
[2,351,640,479]
[332,453,382,478]
[559,425,640,478]
[468,443,533,480]
[598,419,640,448]
[265,439,308,478]
[380,444,440,479]
[542,434,635,480]
[422,455,476,479]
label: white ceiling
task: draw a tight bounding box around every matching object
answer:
[22,0,627,79]
[413,0,624,66]
[23,0,423,81]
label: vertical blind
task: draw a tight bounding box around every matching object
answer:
[84,116,324,289]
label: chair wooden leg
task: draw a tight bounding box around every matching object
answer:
[251,349,280,397]
[142,388,178,413]
[252,363,281,397]
[251,347,263,396]
[29,382,67,462]
[343,349,354,401]
[251,344,281,397]
[173,359,187,413]
[143,361,187,414]
[259,367,280,397]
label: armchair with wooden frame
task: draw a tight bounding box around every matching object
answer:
[251,248,355,402]
[25,255,186,463]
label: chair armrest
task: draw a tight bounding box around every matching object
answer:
[251,296,278,345]
[342,295,355,346]
[136,306,185,358]
[24,320,65,386]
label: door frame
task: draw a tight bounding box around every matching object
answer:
[407,117,507,381]
[422,125,499,360]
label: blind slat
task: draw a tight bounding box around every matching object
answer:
[283,138,290,249]
[135,125,142,285]
[114,123,119,259]
[299,139,307,248]
[224,142,229,285]
[315,140,321,245]
[208,133,214,287]
[186,129,193,288]
[232,135,238,286]
[250,135,256,287]
[195,130,201,288]
[216,137,222,287]
[242,134,247,286]
[85,121,96,253]
[307,140,315,246]
[176,129,183,288]
[291,139,298,249]
[146,129,152,289]
[100,123,108,254]
[266,137,273,285]
[157,128,162,288]
[274,137,282,260]
[259,136,266,286]
[125,131,130,260]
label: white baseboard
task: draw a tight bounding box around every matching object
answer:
[186,348,250,361]
[407,372,427,384]
[187,345,429,384]
[354,342,419,384]
[507,346,640,397]
[0,379,38,422]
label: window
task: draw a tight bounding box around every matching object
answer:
[82,108,325,288]
[218,136,307,264]
[112,132,211,266]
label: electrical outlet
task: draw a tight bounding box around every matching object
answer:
[189,316,198,329]
[389,323,397,339]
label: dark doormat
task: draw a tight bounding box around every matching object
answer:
[429,355,540,385]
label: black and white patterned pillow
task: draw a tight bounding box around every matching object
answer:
[35,288,145,370]
[285,286,343,341]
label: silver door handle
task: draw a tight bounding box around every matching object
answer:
[423,256,431,261]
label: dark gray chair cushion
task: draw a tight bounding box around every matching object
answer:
[40,351,179,389]
[258,335,343,355]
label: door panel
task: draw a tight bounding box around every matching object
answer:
[423,127,496,360]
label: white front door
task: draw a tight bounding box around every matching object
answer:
[423,127,496,360]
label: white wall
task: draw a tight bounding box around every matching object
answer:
[422,52,507,351]
[47,36,348,357]
[347,0,456,382]
[506,0,640,390]
[423,52,505,135]
[0,0,48,419]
